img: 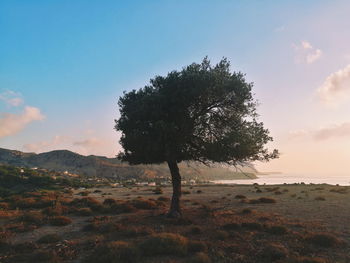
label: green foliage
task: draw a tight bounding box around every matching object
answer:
[0,165,89,197]
[116,57,278,166]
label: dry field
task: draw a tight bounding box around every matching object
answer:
[0,183,349,262]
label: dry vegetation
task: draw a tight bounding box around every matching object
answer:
[0,184,349,262]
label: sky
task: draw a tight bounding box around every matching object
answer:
[1,0,350,175]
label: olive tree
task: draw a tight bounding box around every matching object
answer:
[115,58,278,217]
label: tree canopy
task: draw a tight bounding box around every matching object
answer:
[116,57,278,166]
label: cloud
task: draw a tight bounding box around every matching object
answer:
[288,129,308,139]
[0,106,45,138]
[293,41,322,64]
[289,122,350,141]
[23,135,70,152]
[73,137,104,147]
[274,25,285,32]
[313,122,350,140]
[0,90,24,107]
[317,64,350,106]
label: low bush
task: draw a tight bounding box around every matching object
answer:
[19,211,45,225]
[84,241,139,263]
[37,233,61,244]
[76,207,93,216]
[241,222,263,231]
[157,196,170,202]
[138,233,188,256]
[259,243,288,262]
[266,225,288,235]
[258,197,276,203]
[305,232,344,247]
[235,194,246,199]
[49,216,72,226]
[189,252,211,263]
[314,196,326,201]
[222,223,240,231]
[153,187,163,195]
[131,199,157,210]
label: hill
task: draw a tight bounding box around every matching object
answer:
[0,148,257,181]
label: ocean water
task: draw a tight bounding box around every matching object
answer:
[212,173,350,186]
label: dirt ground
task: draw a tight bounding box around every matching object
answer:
[1,183,350,263]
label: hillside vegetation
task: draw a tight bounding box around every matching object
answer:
[0,148,257,181]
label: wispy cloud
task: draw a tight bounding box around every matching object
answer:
[0,90,24,107]
[23,135,70,152]
[288,129,308,139]
[73,138,104,147]
[0,106,45,138]
[274,25,285,32]
[313,122,350,140]
[317,64,350,106]
[289,122,350,141]
[293,40,322,64]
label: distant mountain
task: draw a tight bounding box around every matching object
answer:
[0,148,257,181]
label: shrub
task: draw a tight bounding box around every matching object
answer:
[196,190,203,194]
[235,194,246,199]
[258,197,276,203]
[153,187,163,195]
[84,241,138,263]
[259,243,288,262]
[98,222,121,233]
[182,190,191,195]
[110,201,135,213]
[315,196,326,201]
[222,223,240,231]
[49,216,72,226]
[42,205,69,216]
[266,225,288,235]
[190,226,202,234]
[13,242,38,253]
[190,252,211,263]
[103,198,117,206]
[37,233,61,244]
[305,232,344,247]
[19,211,45,225]
[295,256,327,263]
[241,222,263,231]
[188,240,207,253]
[157,196,170,202]
[138,233,188,256]
[242,208,253,214]
[212,230,229,240]
[76,208,93,216]
[131,199,157,210]
[0,202,9,210]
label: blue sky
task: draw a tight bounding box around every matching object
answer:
[1,1,350,174]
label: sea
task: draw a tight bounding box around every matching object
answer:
[212,173,350,186]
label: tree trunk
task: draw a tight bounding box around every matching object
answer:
[167,160,182,218]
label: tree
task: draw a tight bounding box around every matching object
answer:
[115,58,278,218]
